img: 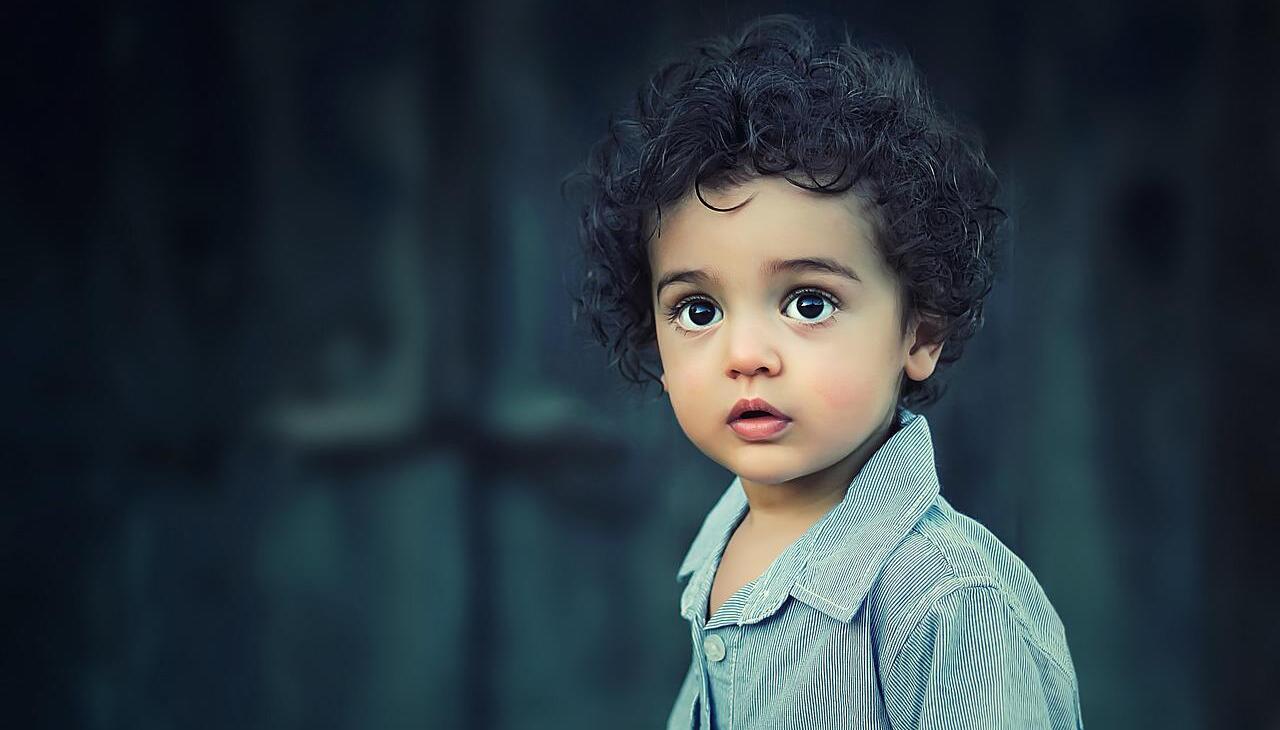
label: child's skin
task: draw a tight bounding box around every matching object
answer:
[648,176,945,616]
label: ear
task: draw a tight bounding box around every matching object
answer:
[660,372,668,392]
[903,317,945,382]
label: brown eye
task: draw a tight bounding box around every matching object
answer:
[669,298,723,331]
[783,289,838,324]
[686,302,718,326]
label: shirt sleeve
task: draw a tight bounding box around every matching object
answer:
[881,584,1073,730]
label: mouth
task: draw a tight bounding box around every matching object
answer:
[727,397,792,441]
[727,397,791,423]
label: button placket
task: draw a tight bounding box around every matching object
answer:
[690,623,711,729]
[703,630,733,729]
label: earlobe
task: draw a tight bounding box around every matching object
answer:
[904,340,944,382]
[660,373,668,392]
[903,317,945,382]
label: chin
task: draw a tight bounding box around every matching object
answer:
[695,432,816,483]
[722,457,812,487]
[727,441,866,486]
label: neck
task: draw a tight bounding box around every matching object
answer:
[738,405,900,533]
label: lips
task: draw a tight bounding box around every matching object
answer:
[727,397,791,423]
[727,397,792,441]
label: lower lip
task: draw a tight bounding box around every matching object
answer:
[728,417,792,441]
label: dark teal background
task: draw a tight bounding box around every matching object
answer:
[5,1,1278,728]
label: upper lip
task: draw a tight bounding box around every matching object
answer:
[727,398,791,423]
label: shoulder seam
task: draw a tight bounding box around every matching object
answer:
[883,581,1077,685]
[881,575,994,677]
[912,517,1074,673]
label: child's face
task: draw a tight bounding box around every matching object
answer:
[649,176,942,487]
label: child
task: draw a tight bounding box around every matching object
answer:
[569,14,1082,730]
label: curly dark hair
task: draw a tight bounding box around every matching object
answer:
[565,14,1006,410]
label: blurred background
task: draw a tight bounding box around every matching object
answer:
[5,1,1278,728]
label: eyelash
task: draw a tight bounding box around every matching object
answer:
[662,287,843,335]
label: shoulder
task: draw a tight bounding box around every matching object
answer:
[865,495,1077,682]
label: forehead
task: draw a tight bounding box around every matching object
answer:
[648,176,886,279]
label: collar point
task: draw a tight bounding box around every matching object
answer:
[791,581,865,624]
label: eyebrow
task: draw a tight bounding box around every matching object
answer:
[654,257,862,297]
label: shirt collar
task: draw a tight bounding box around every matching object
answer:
[676,406,941,624]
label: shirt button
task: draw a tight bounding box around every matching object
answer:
[704,634,726,662]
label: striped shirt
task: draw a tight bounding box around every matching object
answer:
[667,407,1083,729]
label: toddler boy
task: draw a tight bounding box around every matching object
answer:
[571,14,1082,730]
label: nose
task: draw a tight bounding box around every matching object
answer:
[724,317,782,379]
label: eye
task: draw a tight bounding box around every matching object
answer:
[667,297,723,331]
[783,289,839,325]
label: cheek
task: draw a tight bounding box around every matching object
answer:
[657,329,712,387]
[667,369,712,419]
[811,376,879,413]
[667,380,721,449]
[805,336,899,413]
[659,347,715,425]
